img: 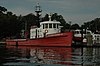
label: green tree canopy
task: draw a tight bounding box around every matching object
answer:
[71,24,80,30]
[82,18,100,32]
[0,6,7,13]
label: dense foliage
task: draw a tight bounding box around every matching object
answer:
[81,18,100,33]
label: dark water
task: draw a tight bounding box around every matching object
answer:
[0,45,100,66]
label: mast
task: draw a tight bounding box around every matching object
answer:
[35,3,42,27]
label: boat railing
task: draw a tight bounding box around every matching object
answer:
[6,39,27,41]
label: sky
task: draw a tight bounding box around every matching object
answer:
[0,0,100,25]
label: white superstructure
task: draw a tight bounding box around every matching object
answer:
[92,33,100,44]
[30,20,61,39]
[74,29,82,38]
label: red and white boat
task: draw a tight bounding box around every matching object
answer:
[73,29,83,42]
[5,3,73,47]
[6,16,73,47]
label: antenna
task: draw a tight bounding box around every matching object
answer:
[49,13,52,21]
[35,3,42,27]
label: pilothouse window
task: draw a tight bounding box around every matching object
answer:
[43,24,44,29]
[45,24,48,28]
[49,24,52,28]
[57,24,59,28]
[53,24,56,28]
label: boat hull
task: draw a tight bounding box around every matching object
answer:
[73,37,83,42]
[6,32,73,47]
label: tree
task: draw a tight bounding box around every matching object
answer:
[82,18,100,33]
[0,6,7,13]
[42,14,49,21]
[21,13,37,31]
[71,24,80,30]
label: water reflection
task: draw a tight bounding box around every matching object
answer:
[1,46,100,66]
[30,47,72,65]
[3,46,72,66]
[83,47,100,66]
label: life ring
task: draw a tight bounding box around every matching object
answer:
[45,29,48,33]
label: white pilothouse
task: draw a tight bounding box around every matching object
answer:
[30,15,62,39]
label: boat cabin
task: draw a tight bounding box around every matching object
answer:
[30,20,61,39]
[73,29,82,37]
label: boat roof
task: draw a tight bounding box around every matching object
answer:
[40,21,60,25]
[74,29,81,31]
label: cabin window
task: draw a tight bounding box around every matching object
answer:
[49,24,52,28]
[74,31,80,34]
[45,24,48,28]
[43,24,44,29]
[53,24,56,28]
[57,24,59,28]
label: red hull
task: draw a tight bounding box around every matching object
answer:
[6,32,73,47]
[73,37,83,42]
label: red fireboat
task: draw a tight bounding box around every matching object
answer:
[5,4,73,47]
[6,32,73,46]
